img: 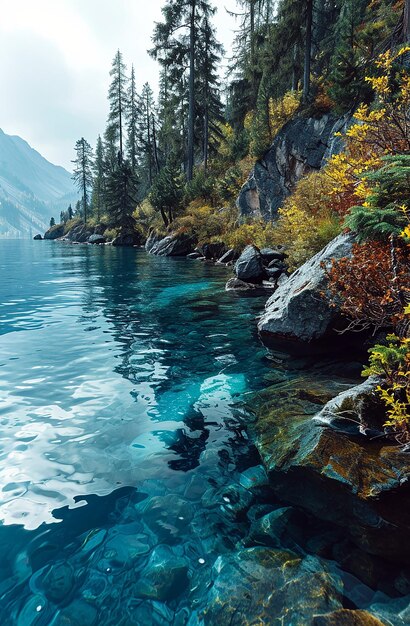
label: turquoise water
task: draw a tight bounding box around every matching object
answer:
[0,241,404,625]
[0,241,276,624]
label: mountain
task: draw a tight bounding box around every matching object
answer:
[0,128,78,238]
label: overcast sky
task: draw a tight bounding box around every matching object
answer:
[0,0,238,170]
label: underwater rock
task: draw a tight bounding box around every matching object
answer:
[370,594,410,625]
[252,376,410,562]
[125,599,175,626]
[238,465,269,490]
[191,547,343,625]
[133,545,189,602]
[312,610,388,626]
[202,483,254,516]
[248,507,295,548]
[42,562,75,604]
[134,495,194,543]
[234,245,265,283]
[258,233,354,343]
[52,599,98,626]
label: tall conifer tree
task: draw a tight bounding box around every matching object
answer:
[72,138,94,224]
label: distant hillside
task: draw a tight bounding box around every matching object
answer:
[0,128,78,238]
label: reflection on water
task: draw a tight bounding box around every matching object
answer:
[0,241,404,625]
[0,241,271,623]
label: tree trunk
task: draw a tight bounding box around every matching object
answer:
[160,208,169,227]
[82,142,87,225]
[151,114,160,175]
[292,43,298,91]
[405,0,410,42]
[250,0,256,104]
[203,18,209,171]
[187,0,196,182]
[303,0,313,103]
[146,91,153,186]
[118,55,123,161]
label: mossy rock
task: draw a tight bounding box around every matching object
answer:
[251,376,410,562]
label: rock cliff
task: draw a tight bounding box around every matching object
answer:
[237,114,350,220]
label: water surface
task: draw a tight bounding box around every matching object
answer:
[0,241,274,624]
[0,241,402,625]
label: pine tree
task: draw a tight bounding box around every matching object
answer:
[150,0,222,179]
[105,157,139,230]
[107,50,128,161]
[328,0,371,111]
[196,13,224,169]
[50,217,55,227]
[126,65,140,172]
[149,161,184,226]
[139,82,156,187]
[92,135,106,221]
[72,138,94,224]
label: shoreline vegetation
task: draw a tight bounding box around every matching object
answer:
[33,1,409,622]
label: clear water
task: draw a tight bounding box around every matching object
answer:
[0,241,276,624]
[0,241,403,626]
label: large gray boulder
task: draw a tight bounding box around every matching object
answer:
[33,234,42,240]
[146,232,196,257]
[258,233,354,343]
[237,114,350,220]
[234,245,265,283]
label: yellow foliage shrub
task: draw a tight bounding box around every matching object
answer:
[244,91,301,158]
[172,204,236,245]
[224,221,280,251]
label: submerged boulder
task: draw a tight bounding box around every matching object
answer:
[258,233,354,344]
[252,375,410,562]
[133,545,189,601]
[191,547,344,625]
[234,245,265,283]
